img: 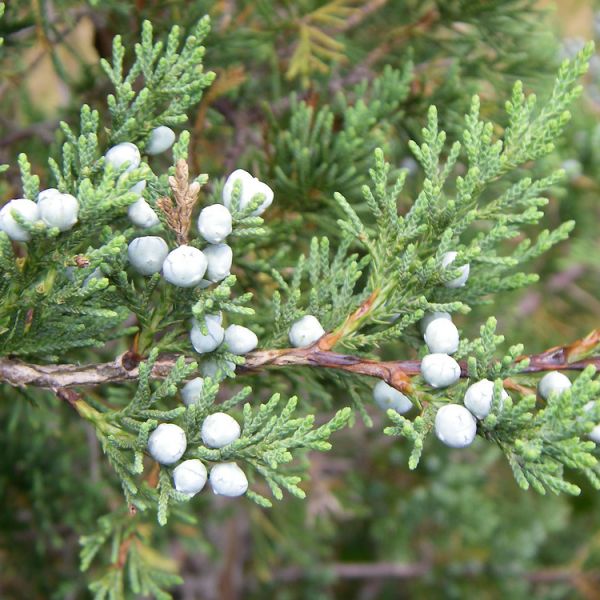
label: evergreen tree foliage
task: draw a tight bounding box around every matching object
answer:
[1,1,599,598]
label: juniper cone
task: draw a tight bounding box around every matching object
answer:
[172,459,208,496]
[180,376,204,406]
[420,310,452,335]
[190,313,225,354]
[423,317,460,354]
[37,189,79,231]
[373,380,413,414]
[0,198,39,240]
[1,2,600,599]
[128,197,160,228]
[129,179,146,195]
[146,126,176,156]
[463,379,510,420]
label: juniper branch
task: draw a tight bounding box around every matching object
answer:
[275,561,599,585]
[0,330,598,394]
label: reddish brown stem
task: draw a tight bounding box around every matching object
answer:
[0,330,598,394]
[275,561,598,586]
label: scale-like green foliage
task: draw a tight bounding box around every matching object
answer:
[323,45,593,353]
[101,18,215,144]
[1,3,600,599]
[269,63,413,210]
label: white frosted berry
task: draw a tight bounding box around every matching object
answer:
[37,188,59,201]
[181,377,204,406]
[66,266,104,287]
[435,404,477,448]
[247,180,273,215]
[400,156,419,175]
[84,268,103,287]
[197,204,233,244]
[172,459,207,496]
[0,199,40,241]
[206,309,227,325]
[222,169,252,202]
[203,243,233,282]
[209,462,248,497]
[421,353,461,388]
[562,158,582,180]
[201,359,220,378]
[162,245,207,287]
[201,358,236,378]
[584,402,600,443]
[288,315,325,348]
[538,371,572,400]
[146,126,176,155]
[373,380,413,414]
[128,198,160,228]
[201,412,241,448]
[147,423,187,465]
[127,236,169,276]
[463,379,509,419]
[420,311,452,335]
[190,314,225,354]
[222,169,274,216]
[129,180,147,195]
[37,189,79,231]
[224,325,258,355]
[424,318,459,355]
[105,142,141,173]
[441,251,470,288]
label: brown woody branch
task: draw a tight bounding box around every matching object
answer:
[0,329,598,394]
[274,561,600,587]
[335,0,388,33]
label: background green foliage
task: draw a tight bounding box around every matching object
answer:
[1,1,600,598]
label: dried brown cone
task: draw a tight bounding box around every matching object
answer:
[156,159,201,245]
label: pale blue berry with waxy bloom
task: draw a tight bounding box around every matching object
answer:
[210,462,248,497]
[146,126,176,155]
[441,251,470,288]
[128,236,169,275]
[224,324,258,355]
[463,379,509,420]
[181,377,204,406]
[0,199,40,241]
[172,459,208,496]
[203,243,233,282]
[222,169,274,216]
[373,380,413,414]
[128,198,160,228]
[162,245,207,287]
[197,204,233,244]
[147,423,187,465]
[105,142,141,173]
[424,318,459,355]
[435,404,477,448]
[288,315,325,348]
[190,314,225,354]
[538,371,571,400]
[421,353,461,388]
[201,412,241,448]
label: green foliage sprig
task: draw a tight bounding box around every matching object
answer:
[0,5,599,599]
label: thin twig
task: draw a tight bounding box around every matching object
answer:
[274,561,600,585]
[349,6,440,77]
[336,0,388,33]
[0,329,598,394]
[276,560,429,582]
